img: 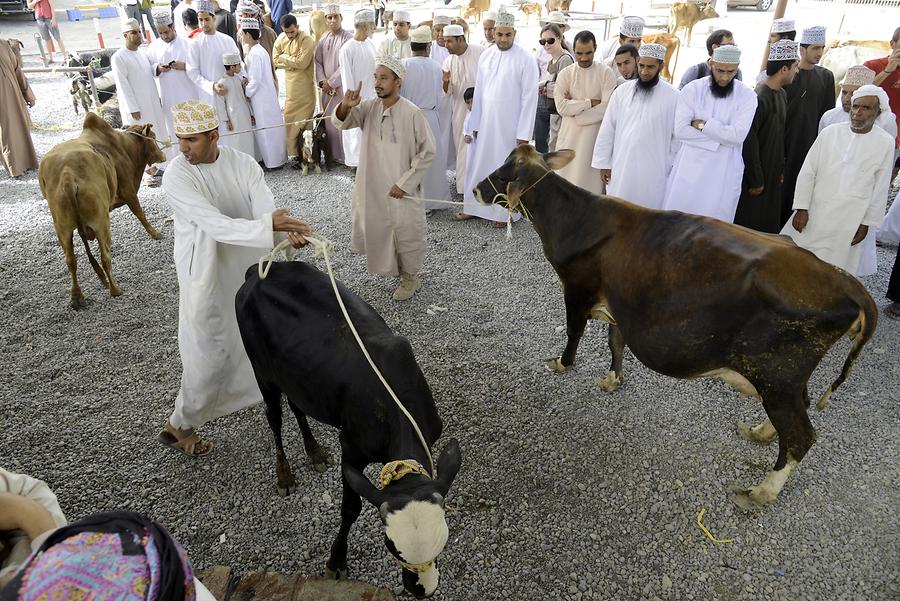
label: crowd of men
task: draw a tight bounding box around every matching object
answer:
[2,7,900,452]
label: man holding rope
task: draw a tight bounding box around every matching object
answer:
[159,100,312,457]
[333,55,435,301]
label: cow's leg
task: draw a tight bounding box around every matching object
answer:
[262,388,297,496]
[123,192,161,240]
[285,401,331,473]
[737,418,777,444]
[598,324,625,392]
[733,387,814,508]
[326,454,365,580]
[58,229,85,309]
[545,292,591,372]
[95,222,122,298]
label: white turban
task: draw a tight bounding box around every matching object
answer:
[393,9,411,23]
[443,24,464,37]
[852,84,890,113]
[712,44,741,65]
[354,9,374,25]
[152,10,173,26]
[433,14,451,25]
[222,52,241,65]
[376,54,406,78]
[483,11,497,21]
[410,25,432,44]
[323,4,340,16]
[121,18,140,33]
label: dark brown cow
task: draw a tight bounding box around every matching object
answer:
[473,146,878,508]
[39,112,165,308]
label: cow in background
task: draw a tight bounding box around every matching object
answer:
[309,9,327,42]
[669,1,718,47]
[642,32,680,82]
[545,0,571,14]
[236,261,462,599]
[39,113,165,308]
[462,0,490,24]
[474,146,878,509]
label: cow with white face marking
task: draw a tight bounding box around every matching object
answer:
[235,260,461,598]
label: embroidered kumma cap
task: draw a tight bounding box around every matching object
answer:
[376,54,406,78]
[842,65,876,87]
[620,15,644,38]
[770,17,795,34]
[639,43,666,61]
[768,39,799,62]
[172,100,220,135]
[712,44,741,64]
[800,26,826,45]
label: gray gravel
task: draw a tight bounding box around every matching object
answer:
[1,59,899,601]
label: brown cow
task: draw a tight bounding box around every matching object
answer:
[39,112,165,308]
[545,0,572,14]
[519,2,542,22]
[462,0,490,24]
[308,9,327,43]
[642,32,681,83]
[473,146,878,508]
[669,1,718,47]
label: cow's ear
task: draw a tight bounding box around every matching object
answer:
[343,464,387,507]
[543,149,575,171]
[435,438,461,496]
[141,123,153,137]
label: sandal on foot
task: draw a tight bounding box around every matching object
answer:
[884,302,900,321]
[158,422,212,457]
[452,212,475,221]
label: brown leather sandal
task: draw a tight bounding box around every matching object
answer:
[158,421,212,457]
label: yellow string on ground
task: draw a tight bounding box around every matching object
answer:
[696,508,736,544]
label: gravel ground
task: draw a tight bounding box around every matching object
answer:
[2,61,899,601]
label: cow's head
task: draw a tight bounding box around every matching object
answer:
[473,145,574,214]
[700,2,719,19]
[124,123,167,166]
[343,439,462,598]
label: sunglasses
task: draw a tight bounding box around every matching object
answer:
[539,38,556,46]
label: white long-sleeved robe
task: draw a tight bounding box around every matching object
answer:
[780,123,894,274]
[379,36,412,59]
[430,41,449,68]
[401,56,449,207]
[552,61,617,196]
[443,43,484,193]
[817,105,898,276]
[661,76,758,222]
[245,43,287,168]
[162,147,286,430]
[186,30,244,105]
[111,46,172,163]
[463,43,539,221]
[333,97,435,276]
[172,0,192,38]
[215,73,257,158]
[592,78,681,209]
[339,38,376,167]
[146,35,197,146]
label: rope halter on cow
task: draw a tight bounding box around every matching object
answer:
[257,236,436,477]
[379,459,431,488]
[485,167,552,232]
[396,557,435,574]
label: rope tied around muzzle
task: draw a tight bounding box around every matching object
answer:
[485,168,552,239]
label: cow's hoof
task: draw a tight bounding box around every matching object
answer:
[276,472,297,497]
[148,228,162,240]
[308,445,331,473]
[70,295,86,310]
[597,371,622,392]
[730,485,774,510]
[324,566,348,580]
[109,286,123,298]
[314,165,321,174]
[301,166,308,176]
[544,356,571,373]
[736,419,777,445]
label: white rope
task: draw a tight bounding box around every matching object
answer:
[257,236,436,477]
[403,196,516,239]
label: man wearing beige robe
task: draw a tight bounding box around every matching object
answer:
[442,25,483,194]
[553,31,617,195]
[273,14,316,157]
[0,38,38,178]
[334,56,435,301]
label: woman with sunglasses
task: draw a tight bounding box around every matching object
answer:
[534,23,573,153]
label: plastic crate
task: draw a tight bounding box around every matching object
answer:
[66,8,83,20]
[98,6,118,18]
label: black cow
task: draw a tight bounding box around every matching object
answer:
[235,261,461,599]
[473,146,878,508]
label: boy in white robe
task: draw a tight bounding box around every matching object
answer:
[781,86,894,274]
[159,100,312,456]
[338,8,377,167]
[592,42,681,209]
[241,17,287,168]
[112,18,172,182]
[215,52,256,158]
[333,56,436,301]
[662,45,757,223]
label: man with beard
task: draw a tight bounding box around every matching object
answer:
[612,43,638,85]
[334,56,436,300]
[780,86,893,275]
[338,8,377,167]
[779,26,835,226]
[462,10,538,227]
[430,15,451,66]
[733,40,799,234]
[482,11,496,47]
[314,4,353,164]
[679,29,743,89]
[378,9,412,58]
[553,30,617,195]
[661,44,757,222]
[592,42,679,209]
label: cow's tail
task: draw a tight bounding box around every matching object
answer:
[62,168,108,287]
[816,285,878,411]
[670,36,681,83]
